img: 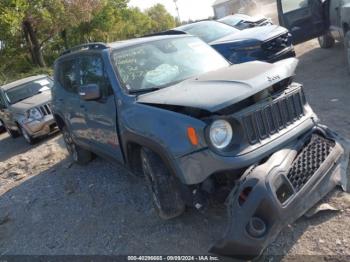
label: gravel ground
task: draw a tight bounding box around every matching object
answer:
[0,40,350,260]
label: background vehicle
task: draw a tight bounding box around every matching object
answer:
[52,36,348,257]
[150,20,295,64]
[218,14,273,30]
[277,0,350,71]
[0,75,56,144]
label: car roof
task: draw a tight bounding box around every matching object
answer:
[176,20,225,31]
[1,75,47,91]
[108,34,190,50]
[57,35,192,61]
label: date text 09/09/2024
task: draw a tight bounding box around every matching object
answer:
[127,256,220,261]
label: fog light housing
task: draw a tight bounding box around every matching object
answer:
[246,217,266,238]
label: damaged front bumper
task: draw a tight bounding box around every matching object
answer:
[211,125,350,259]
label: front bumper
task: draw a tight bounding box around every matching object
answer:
[266,46,296,63]
[23,115,57,138]
[210,125,350,258]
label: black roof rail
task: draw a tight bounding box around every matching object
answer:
[60,42,108,56]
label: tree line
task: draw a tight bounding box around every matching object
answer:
[0,0,178,84]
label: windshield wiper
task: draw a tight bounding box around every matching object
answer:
[129,87,161,94]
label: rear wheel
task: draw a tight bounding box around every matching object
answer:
[141,147,185,220]
[318,34,335,49]
[62,126,92,165]
[345,31,350,74]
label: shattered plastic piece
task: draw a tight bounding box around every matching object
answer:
[211,125,350,259]
[304,203,339,218]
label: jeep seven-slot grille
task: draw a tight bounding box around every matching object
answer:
[242,89,305,144]
[39,103,52,116]
[287,134,335,192]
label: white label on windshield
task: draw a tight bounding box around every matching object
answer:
[35,79,50,86]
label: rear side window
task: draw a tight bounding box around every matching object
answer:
[58,59,79,93]
[79,55,113,97]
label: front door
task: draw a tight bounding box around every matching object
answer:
[55,58,87,145]
[277,0,327,44]
[78,54,123,162]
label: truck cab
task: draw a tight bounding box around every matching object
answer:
[277,0,350,71]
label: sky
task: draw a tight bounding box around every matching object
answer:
[128,0,216,21]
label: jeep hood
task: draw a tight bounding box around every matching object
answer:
[210,25,288,44]
[10,91,51,112]
[137,58,298,113]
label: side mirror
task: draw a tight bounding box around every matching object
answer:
[79,84,101,101]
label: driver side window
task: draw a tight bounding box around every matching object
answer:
[79,55,113,97]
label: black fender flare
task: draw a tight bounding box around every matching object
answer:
[122,131,187,184]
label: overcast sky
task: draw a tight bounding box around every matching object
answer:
[128,0,216,21]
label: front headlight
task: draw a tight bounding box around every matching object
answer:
[209,120,233,149]
[26,107,43,121]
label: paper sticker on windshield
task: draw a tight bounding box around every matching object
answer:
[187,42,208,52]
[35,79,50,86]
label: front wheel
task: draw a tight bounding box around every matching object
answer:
[141,147,185,220]
[62,126,92,165]
[345,31,350,74]
[5,124,20,138]
[318,34,335,49]
[20,125,35,144]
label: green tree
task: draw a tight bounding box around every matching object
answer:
[145,4,176,33]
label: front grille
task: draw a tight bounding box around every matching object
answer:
[262,33,290,54]
[287,134,335,192]
[39,103,52,116]
[242,89,305,144]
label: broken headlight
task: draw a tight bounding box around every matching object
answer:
[209,120,233,149]
[25,107,43,121]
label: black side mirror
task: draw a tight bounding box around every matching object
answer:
[79,84,101,101]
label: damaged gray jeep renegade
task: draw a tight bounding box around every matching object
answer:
[52,35,350,258]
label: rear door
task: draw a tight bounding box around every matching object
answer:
[277,0,327,44]
[78,54,123,162]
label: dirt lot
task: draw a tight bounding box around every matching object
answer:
[0,40,350,260]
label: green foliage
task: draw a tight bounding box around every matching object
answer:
[146,4,177,33]
[0,0,177,84]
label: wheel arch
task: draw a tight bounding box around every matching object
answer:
[123,132,187,184]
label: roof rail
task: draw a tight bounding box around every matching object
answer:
[60,42,108,56]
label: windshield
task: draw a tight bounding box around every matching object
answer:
[5,77,53,104]
[111,37,229,92]
[178,21,238,43]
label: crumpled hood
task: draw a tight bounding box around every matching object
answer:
[10,91,51,112]
[210,25,288,44]
[137,58,299,113]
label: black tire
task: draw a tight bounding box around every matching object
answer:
[0,120,5,134]
[141,147,185,220]
[62,126,92,165]
[345,31,350,74]
[318,34,335,49]
[20,125,35,145]
[5,124,20,138]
